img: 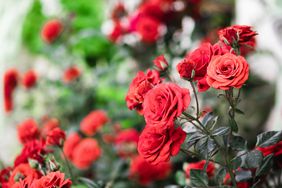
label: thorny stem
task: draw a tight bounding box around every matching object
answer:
[190,81,200,118]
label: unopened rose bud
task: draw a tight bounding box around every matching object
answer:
[153,55,169,71]
[28,159,39,169]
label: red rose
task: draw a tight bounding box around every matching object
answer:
[153,54,168,71]
[257,141,282,168]
[197,76,210,92]
[22,70,37,89]
[41,19,63,43]
[14,140,47,167]
[62,66,81,84]
[177,43,213,81]
[3,69,19,113]
[46,128,66,147]
[8,164,41,186]
[185,160,215,178]
[41,118,60,138]
[138,126,186,165]
[206,53,249,90]
[136,16,161,43]
[11,175,33,188]
[218,25,257,56]
[213,41,233,55]
[63,133,81,161]
[125,69,161,113]
[143,83,190,128]
[115,128,139,158]
[17,119,39,144]
[80,110,109,136]
[30,171,71,188]
[129,156,171,185]
[72,138,101,169]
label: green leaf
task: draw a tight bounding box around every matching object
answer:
[175,171,187,186]
[195,138,216,158]
[231,156,242,169]
[186,133,205,149]
[245,150,263,168]
[235,108,245,115]
[190,169,208,187]
[72,185,88,188]
[212,127,230,136]
[235,170,252,182]
[216,167,227,185]
[78,177,102,188]
[229,118,238,133]
[230,136,247,151]
[255,154,274,177]
[256,131,282,147]
[202,112,218,130]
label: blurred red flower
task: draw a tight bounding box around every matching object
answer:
[129,156,171,185]
[72,138,101,169]
[41,118,60,138]
[17,119,39,144]
[41,19,63,44]
[3,69,19,113]
[22,70,37,89]
[80,110,109,136]
[46,128,66,147]
[115,128,139,158]
[62,66,81,84]
[8,164,41,186]
[63,133,82,161]
[136,16,161,43]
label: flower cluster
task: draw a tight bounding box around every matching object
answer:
[106,0,202,43]
[0,118,71,188]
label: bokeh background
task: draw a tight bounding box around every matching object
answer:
[0,0,282,186]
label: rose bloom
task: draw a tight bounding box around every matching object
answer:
[138,126,186,165]
[63,133,82,161]
[41,19,63,43]
[218,25,257,56]
[206,53,249,90]
[197,76,210,92]
[11,175,33,188]
[22,70,37,89]
[14,140,47,167]
[136,16,161,43]
[3,69,18,113]
[80,110,109,136]
[213,41,233,55]
[184,160,215,178]
[30,171,71,188]
[177,43,213,81]
[41,118,60,138]
[72,138,101,169]
[17,119,39,144]
[46,128,66,147]
[153,54,168,71]
[115,128,139,158]
[143,83,190,128]
[8,164,41,186]
[125,69,161,113]
[62,66,81,84]
[129,156,171,185]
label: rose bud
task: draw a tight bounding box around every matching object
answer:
[22,70,37,89]
[62,66,81,84]
[46,128,66,147]
[153,55,168,71]
[3,69,19,113]
[41,19,63,44]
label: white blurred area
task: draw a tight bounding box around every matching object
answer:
[236,0,282,130]
[0,0,62,164]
